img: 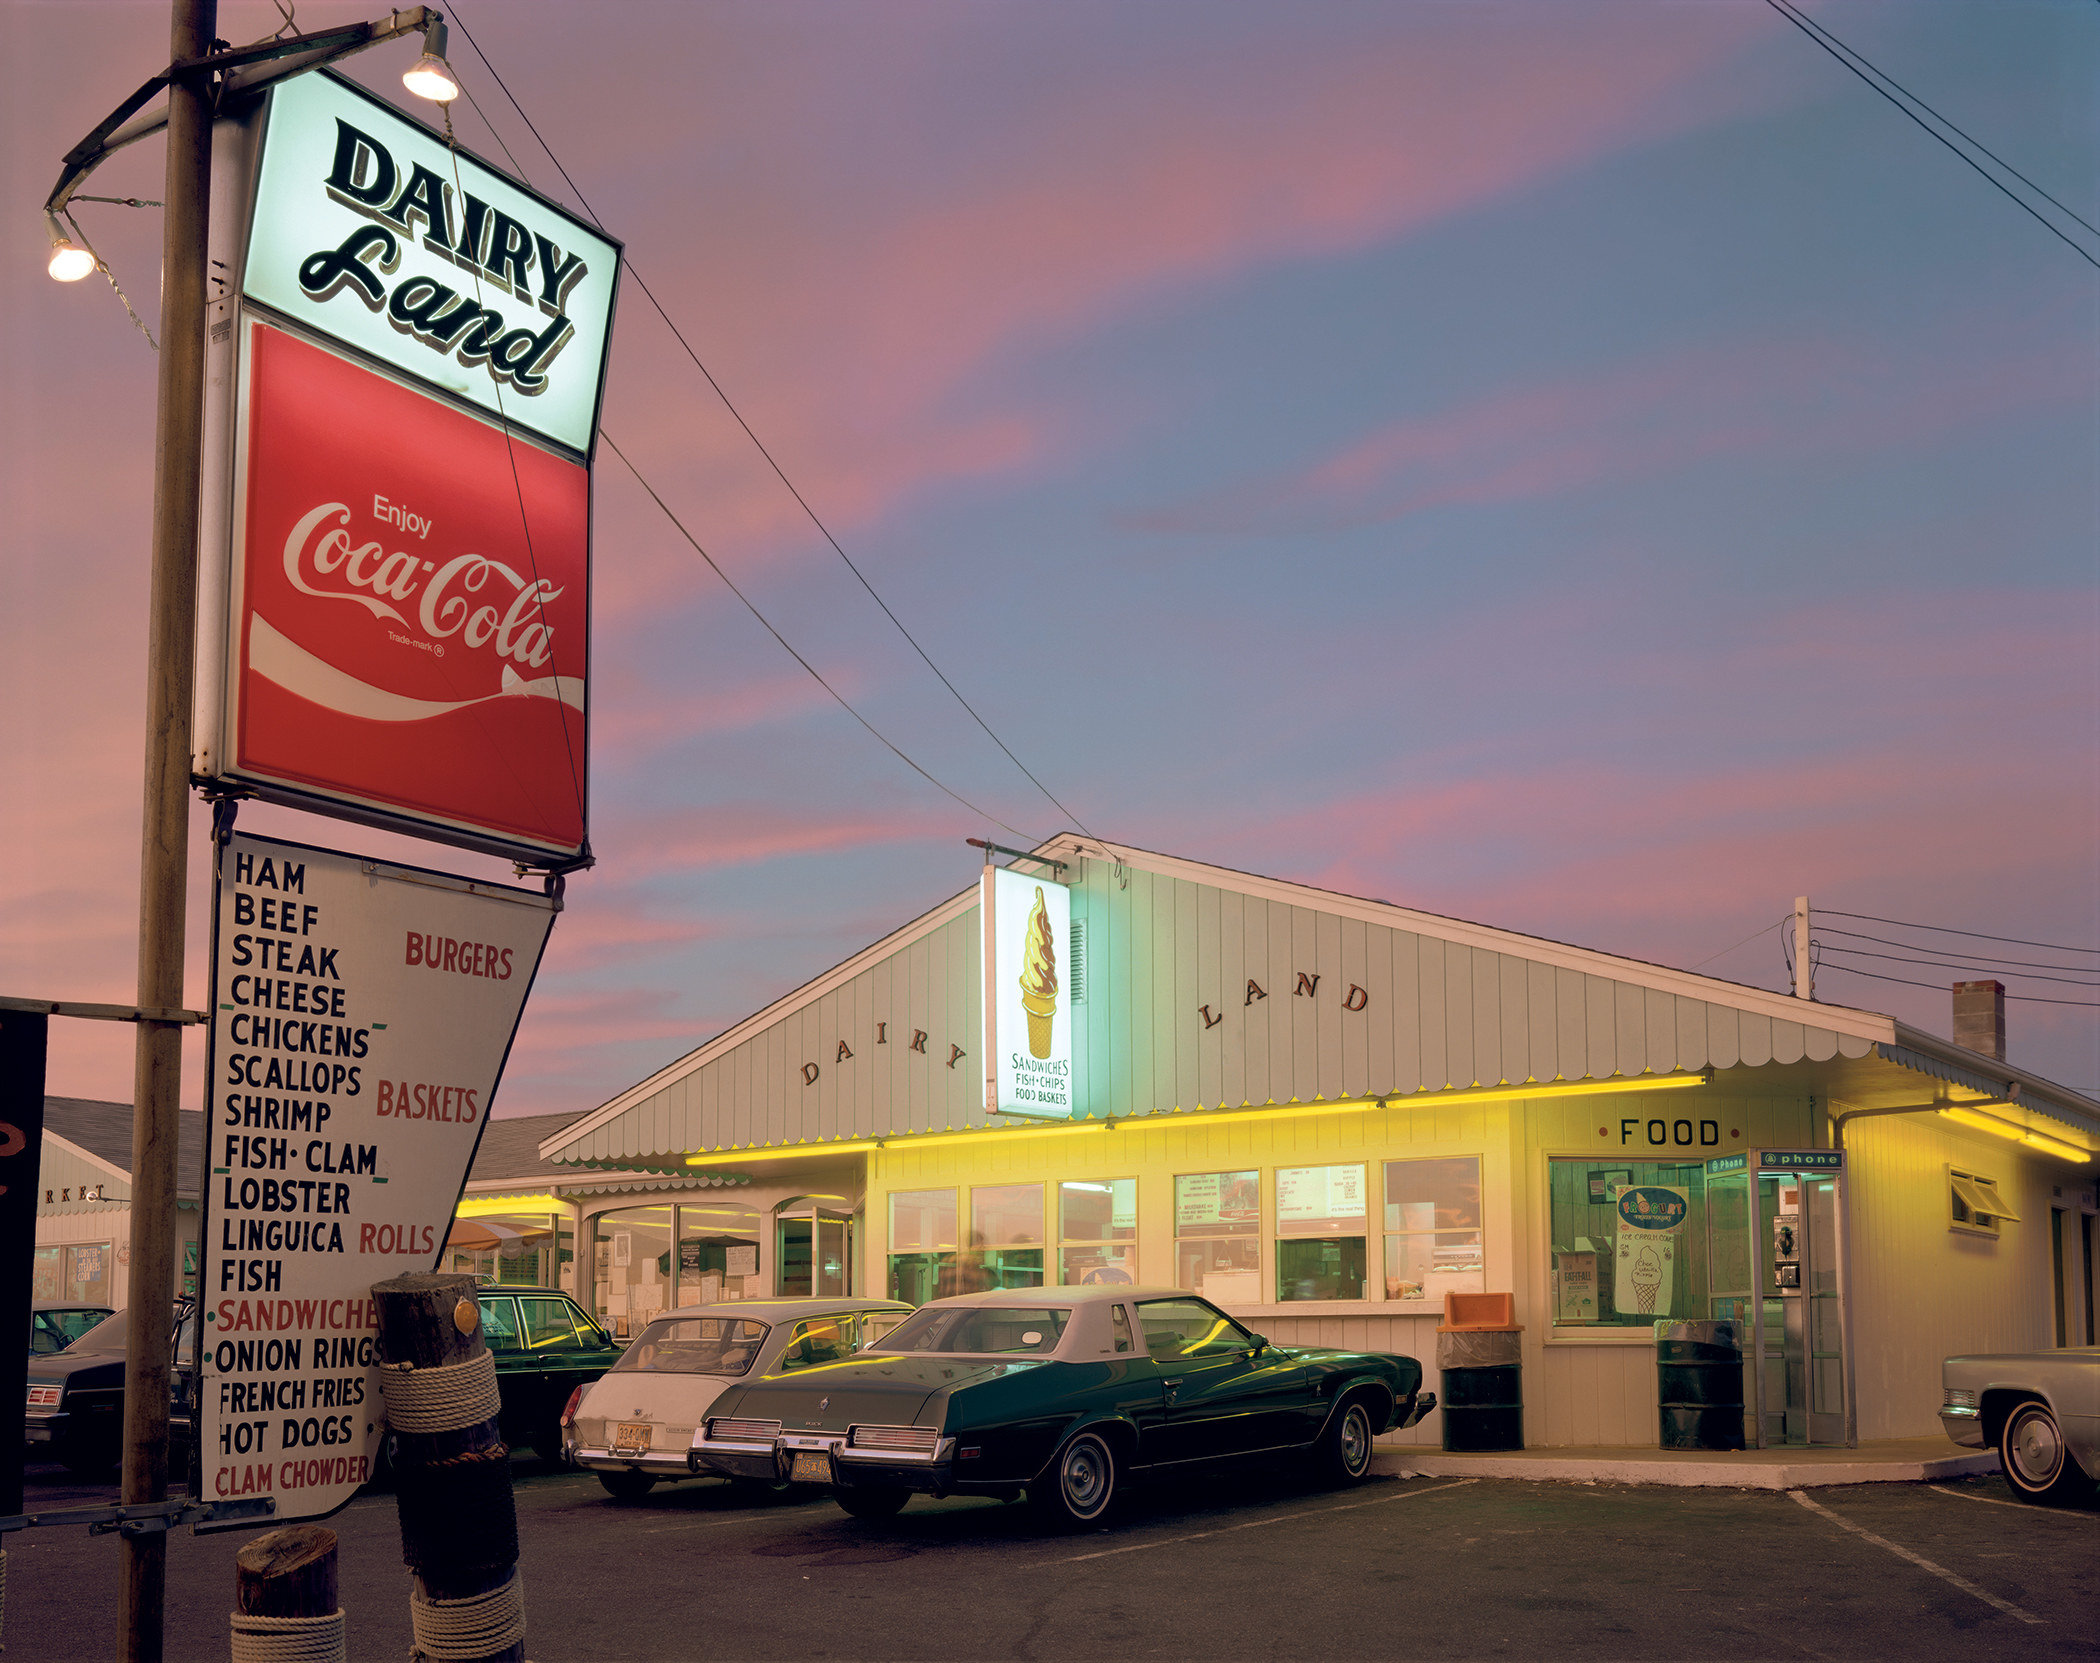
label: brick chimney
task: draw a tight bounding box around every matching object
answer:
[1952,979,2006,1061]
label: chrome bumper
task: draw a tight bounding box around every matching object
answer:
[1938,1405,1985,1449]
[575,1447,701,1478]
[1396,1391,1438,1431]
[691,1429,955,1488]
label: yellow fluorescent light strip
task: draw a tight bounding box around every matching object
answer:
[1939,1106,2092,1165]
[456,1193,563,1216]
[681,1071,1712,1164]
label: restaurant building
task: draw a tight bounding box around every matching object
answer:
[533,839,2096,1448]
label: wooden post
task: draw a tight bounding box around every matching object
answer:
[372,1273,524,1663]
[235,1525,338,1616]
[231,1526,342,1661]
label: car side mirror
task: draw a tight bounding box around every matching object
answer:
[1248,1334,1270,1355]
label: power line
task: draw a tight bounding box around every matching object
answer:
[1815,924,2099,976]
[602,433,1035,841]
[1771,0,2099,239]
[443,4,1098,842]
[1763,0,2100,272]
[1815,943,2099,989]
[1819,910,2099,956]
[1816,960,2100,1009]
[1690,916,1786,971]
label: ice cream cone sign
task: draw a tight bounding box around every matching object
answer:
[1611,1183,1688,1318]
[1019,886,1059,1059]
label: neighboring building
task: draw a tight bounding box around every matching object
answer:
[527,836,2099,1450]
[32,1097,207,1310]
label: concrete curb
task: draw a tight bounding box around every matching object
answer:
[1372,1449,2002,1490]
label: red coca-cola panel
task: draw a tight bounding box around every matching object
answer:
[232,322,588,857]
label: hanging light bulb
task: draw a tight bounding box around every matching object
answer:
[403,18,460,103]
[46,215,96,282]
[48,239,96,282]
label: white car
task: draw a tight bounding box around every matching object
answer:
[564,1298,912,1500]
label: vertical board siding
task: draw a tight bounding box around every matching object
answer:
[552,856,1889,1178]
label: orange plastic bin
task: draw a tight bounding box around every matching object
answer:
[1435,1292,1523,1452]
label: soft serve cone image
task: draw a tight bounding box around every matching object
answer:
[1631,1244,1663,1314]
[1018,886,1059,1058]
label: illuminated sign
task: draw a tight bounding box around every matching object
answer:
[199,320,590,860]
[243,70,619,456]
[985,866,1073,1118]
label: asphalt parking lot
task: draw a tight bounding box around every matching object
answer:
[8,1454,2096,1661]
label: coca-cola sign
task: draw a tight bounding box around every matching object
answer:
[200,320,589,860]
[242,69,619,456]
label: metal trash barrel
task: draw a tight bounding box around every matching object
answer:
[1437,1326,1523,1452]
[1656,1319,1745,1450]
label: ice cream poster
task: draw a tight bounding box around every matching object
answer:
[1612,1184,1689,1316]
[989,865,1073,1116]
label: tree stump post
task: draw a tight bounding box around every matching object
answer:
[372,1273,524,1663]
[231,1525,342,1660]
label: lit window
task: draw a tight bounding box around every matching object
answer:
[886,1189,957,1303]
[1174,1170,1260,1304]
[1949,1167,2016,1238]
[1058,1178,1137,1285]
[1383,1157,1483,1305]
[1275,1164,1368,1302]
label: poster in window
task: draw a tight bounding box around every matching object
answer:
[1612,1185,1688,1316]
[725,1245,758,1278]
[1176,1172,1259,1231]
[1277,1166,1365,1227]
[612,1231,632,1269]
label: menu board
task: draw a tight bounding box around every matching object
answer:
[1276,1165,1366,1228]
[194,832,555,1530]
[1175,1171,1260,1232]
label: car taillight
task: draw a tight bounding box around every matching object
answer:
[26,1384,62,1409]
[560,1384,585,1427]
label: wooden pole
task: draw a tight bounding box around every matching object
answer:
[120,1,216,1657]
[0,1010,50,1519]
[372,1274,524,1663]
[234,1525,339,1617]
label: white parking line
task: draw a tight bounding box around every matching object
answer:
[1050,1478,1479,1564]
[1787,1490,2044,1625]
[1927,1484,2100,1520]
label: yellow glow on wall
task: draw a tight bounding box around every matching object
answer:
[685,1140,881,1168]
[1938,1106,2092,1165]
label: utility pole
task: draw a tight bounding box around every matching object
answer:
[1793,896,1814,1003]
[120,0,215,1655]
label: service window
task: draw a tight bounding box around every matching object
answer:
[1174,1171,1261,1303]
[477,1296,523,1351]
[1135,1297,1255,1359]
[1058,1178,1137,1285]
[1275,1164,1368,1301]
[860,1310,908,1347]
[520,1296,578,1351]
[887,1189,958,1304]
[1547,1158,1706,1328]
[971,1184,1046,1290]
[1384,1157,1484,1304]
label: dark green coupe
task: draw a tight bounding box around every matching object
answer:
[691,1285,1435,1525]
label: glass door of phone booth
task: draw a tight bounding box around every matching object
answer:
[1705,1150,1854,1448]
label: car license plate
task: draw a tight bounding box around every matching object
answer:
[790,1451,830,1483]
[612,1422,652,1457]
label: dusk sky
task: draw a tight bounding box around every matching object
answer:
[4,0,2095,1121]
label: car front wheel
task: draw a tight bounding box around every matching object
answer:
[1313,1397,1376,1485]
[1030,1431,1118,1528]
[598,1469,657,1502]
[2000,1401,2096,1504]
[833,1486,910,1519]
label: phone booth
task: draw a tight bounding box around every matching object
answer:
[774,1198,854,1297]
[1705,1150,1855,1448]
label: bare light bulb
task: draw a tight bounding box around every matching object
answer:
[403,51,460,103]
[48,239,96,282]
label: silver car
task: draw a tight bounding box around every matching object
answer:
[565,1298,911,1500]
[1940,1346,2099,1504]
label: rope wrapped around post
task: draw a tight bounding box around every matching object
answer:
[374,1273,526,1663]
[409,1569,527,1661]
[378,1351,501,1434]
[228,1610,347,1663]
